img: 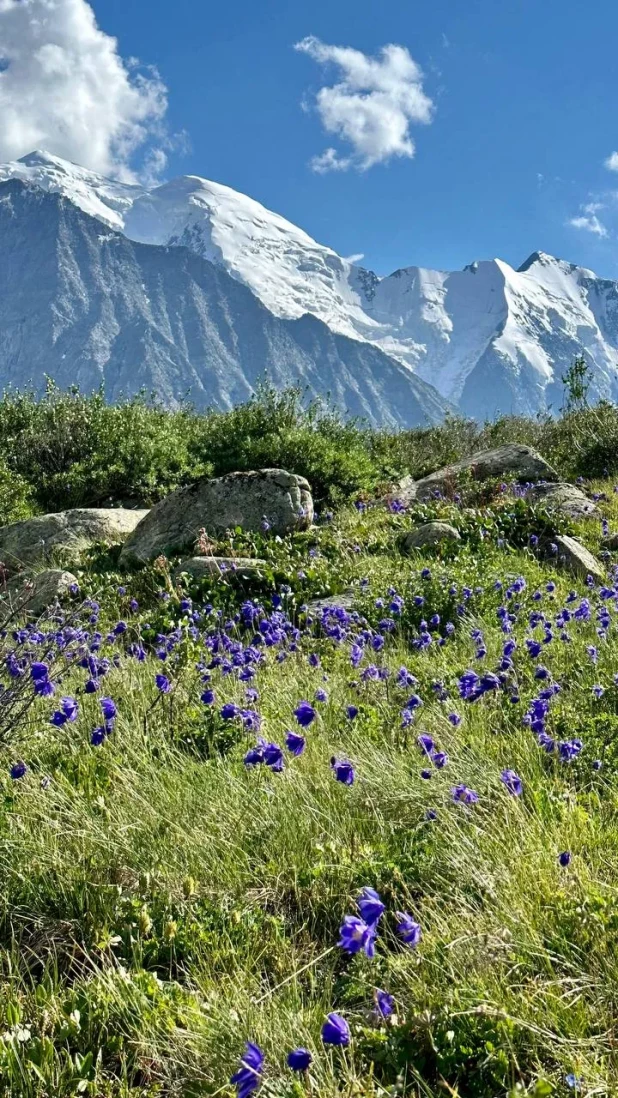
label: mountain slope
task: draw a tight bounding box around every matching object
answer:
[4,151,618,419]
[0,180,446,427]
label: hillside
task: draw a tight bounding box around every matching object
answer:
[0,392,617,1095]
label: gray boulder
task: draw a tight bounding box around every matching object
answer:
[120,470,313,565]
[552,535,604,583]
[0,508,149,569]
[415,445,557,500]
[5,569,78,615]
[172,556,267,581]
[527,482,599,520]
[603,531,618,551]
[401,523,461,552]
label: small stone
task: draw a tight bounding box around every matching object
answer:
[172,557,267,581]
[386,475,417,507]
[401,523,461,552]
[527,482,599,520]
[551,535,605,582]
[305,591,355,614]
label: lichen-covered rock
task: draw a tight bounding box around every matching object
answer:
[401,523,461,552]
[603,531,618,551]
[527,482,599,520]
[552,535,604,582]
[415,445,557,500]
[5,569,78,615]
[0,508,149,569]
[120,470,313,565]
[172,556,267,581]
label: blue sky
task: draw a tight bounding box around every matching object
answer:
[4,0,618,277]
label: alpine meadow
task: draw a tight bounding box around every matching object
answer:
[0,383,617,1095]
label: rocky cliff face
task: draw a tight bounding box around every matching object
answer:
[0,180,447,427]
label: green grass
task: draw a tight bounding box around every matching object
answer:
[1,484,618,1095]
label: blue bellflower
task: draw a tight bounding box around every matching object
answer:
[396,912,422,947]
[285,730,306,756]
[321,1013,350,1047]
[337,914,376,957]
[331,758,355,785]
[500,769,523,796]
[375,989,394,1018]
[287,1047,312,1071]
[357,887,385,926]
[230,1042,264,1098]
[294,701,316,727]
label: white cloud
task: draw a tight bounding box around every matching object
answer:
[311,147,351,173]
[0,0,169,181]
[294,36,434,172]
[605,152,618,172]
[568,212,608,238]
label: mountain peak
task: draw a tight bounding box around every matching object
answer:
[517,250,558,272]
[517,249,598,282]
[18,149,70,168]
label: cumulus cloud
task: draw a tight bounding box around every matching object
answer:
[294,36,434,172]
[0,0,170,181]
[605,152,618,172]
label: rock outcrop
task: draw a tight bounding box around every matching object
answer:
[415,445,557,500]
[121,470,313,564]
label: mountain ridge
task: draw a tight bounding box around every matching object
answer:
[3,151,618,420]
[0,178,447,426]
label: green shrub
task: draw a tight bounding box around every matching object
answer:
[188,383,379,503]
[1,378,617,521]
[0,381,381,512]
[0,458,34,527]
[0,383,207,511]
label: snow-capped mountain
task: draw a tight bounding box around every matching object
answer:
[3,150,618,420]
[0,179,446,426]
[0,151,144,230]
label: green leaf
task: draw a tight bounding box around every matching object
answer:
[533,1081,554,1097]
